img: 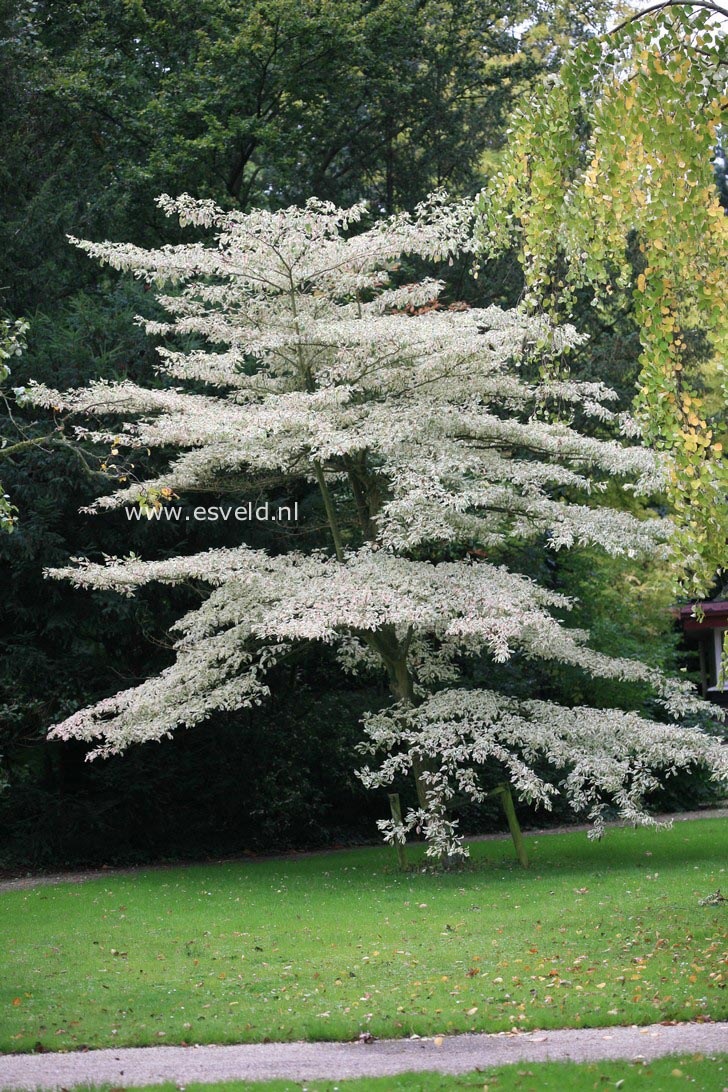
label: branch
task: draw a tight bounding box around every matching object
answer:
[312,459,345,562]
[0,433,60,460]
[610,0,728,34]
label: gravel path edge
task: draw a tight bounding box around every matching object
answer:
[0,1021,726,1089]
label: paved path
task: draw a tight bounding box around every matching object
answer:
[1,807,726,894]
[1,1022,726,1089]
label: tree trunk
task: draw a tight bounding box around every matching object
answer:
[495,783,529,869]
[368,629,458,864]
[373,633,432,810]
[388,792,408,871]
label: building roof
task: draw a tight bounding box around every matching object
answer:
[675,600,728,633]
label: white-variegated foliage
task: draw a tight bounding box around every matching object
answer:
[28,195,726,858]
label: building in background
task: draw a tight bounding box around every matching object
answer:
[676,601,728,707]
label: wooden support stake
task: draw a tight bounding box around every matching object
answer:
[496,783,529,869]
[388,792,408,871]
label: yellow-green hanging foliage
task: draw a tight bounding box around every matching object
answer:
[476,1,727,599]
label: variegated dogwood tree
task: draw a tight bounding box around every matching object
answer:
[28,195,727,860]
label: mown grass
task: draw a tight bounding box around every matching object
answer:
[49,1055,728,1092]
[1,819,726,1053]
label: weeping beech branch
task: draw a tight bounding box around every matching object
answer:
[477,2,728,598]
[610,0,728,34]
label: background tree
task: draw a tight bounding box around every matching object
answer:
[0,317,30,531]
[477,1,728,599]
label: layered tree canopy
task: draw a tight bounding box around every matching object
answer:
[27,196,727,856]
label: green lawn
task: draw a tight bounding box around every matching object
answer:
[1,819,726,1054]
[50,1056,728,1092]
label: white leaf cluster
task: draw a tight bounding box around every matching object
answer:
[358,690,728,859]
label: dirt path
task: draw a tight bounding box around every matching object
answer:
[0,1021,726,1089]
[1,807,726,895]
